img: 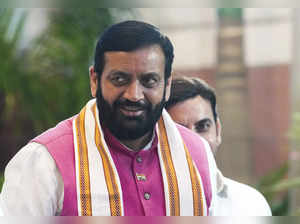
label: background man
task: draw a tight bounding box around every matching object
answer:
[166,77,272,216]
[0,21,218,216]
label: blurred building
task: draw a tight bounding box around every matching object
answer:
[136,8,292,184]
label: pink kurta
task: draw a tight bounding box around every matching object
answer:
[32,116,212,216]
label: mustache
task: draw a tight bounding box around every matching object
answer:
[114,99,150,110]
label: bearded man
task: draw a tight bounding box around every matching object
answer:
[0,21,218,216]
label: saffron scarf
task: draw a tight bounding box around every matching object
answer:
[73,99,207,216]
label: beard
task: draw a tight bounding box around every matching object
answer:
[96,86,167,141]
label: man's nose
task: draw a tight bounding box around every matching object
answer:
[123,80,144,102]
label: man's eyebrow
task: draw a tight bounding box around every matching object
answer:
[194,118,212,126]
[108,70,131,76]
[140,72,160,77]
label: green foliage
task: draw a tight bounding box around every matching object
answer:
[0,9,118,134]
[0,173,3,191]
[22,9,114,132]
[257,163,289,215]
[257,112,300,215]
[288,112,300,143]
[0,9,28,131]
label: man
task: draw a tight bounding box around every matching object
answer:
[166,77,272,216]
[0,21,218,216]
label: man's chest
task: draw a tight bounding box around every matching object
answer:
[110,146,166,216]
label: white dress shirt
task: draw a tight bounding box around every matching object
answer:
[0,143,64,216]
[213,170,272,216]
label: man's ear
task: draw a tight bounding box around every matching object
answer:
[216,118,222,147]
[89,66,98,98]
[165,75,172,102]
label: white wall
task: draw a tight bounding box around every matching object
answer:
[136,8,293,69]
[135,8,217,70]
[244,8,292,66]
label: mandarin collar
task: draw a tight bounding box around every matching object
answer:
[102,125,158,157]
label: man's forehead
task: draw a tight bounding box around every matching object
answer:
[102,46,165,73]
[105,44,162,58]
[194,95,213,113]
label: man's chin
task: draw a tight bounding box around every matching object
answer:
[121,117,150,131]
[113,127,150,141]
[108,117,149,139]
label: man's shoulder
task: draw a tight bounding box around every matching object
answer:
[174,123,216,212]
[223,177,272,215]
[31,116,75,146]
[175,123,210,156]
[224,177,263,197]
[29,116,77,185]
[175,123,206,145]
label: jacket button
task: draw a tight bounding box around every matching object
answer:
[144,192,151,200]
[136,156,142,163]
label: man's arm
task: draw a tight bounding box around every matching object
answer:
[0,142,64,216]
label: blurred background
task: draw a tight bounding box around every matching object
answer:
[1,8,300,216]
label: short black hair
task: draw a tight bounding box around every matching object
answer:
[166,77,218,122]
[94,20,174,81]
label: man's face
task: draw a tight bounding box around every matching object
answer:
[167,95,221,155]
[90,45,171,141]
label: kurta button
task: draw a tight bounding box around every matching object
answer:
[136,156,142,163]
[144,192,151,200]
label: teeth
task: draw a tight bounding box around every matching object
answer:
[120,107,144,117]
[123,106,142,111]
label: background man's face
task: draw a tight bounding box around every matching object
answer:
[91,45,171,140]
[168,95,221,154]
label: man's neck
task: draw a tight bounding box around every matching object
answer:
[120,131,154,152]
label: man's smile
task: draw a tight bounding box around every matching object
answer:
[119,106,145,117]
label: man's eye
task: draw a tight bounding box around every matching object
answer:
[195,122,211,133]
[141,77,158,88]
[111,75,128,85]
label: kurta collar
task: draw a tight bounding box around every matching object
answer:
[216,169,227,195]
[102,125,158,157]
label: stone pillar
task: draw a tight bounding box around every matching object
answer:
[215,8,254,184]
[289,9,300,215]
